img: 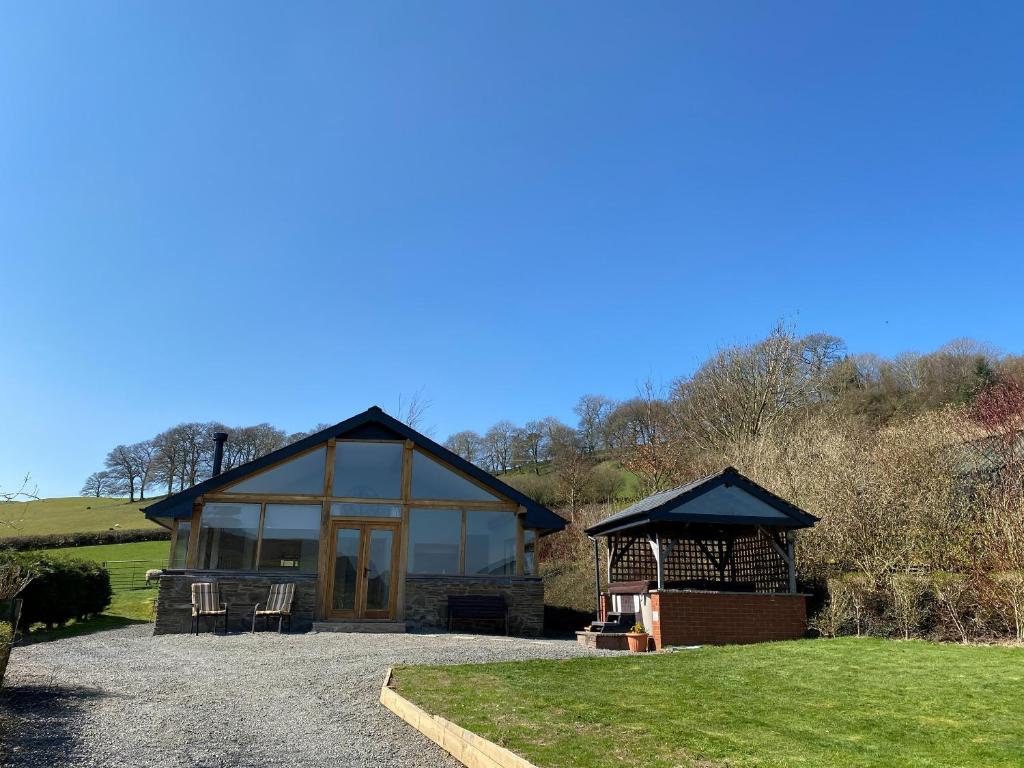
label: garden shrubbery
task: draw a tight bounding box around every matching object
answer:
[0,553,112,630]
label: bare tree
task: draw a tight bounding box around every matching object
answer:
[130,440,158,500]
[574,394,615,453]
[0,474,38,530]
[482,421,518,473]
[104,444,143,502]
[217,423,287,471]
[607,381,680,494]
[80,470,114,498]
[521,420,550,474]
[397,389,433,433]
[670,324,836,454]
[444,430,484,464]
[549,425,594,521]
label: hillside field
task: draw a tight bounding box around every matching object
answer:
[0,496,163,537]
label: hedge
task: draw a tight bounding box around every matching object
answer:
[0,527,170,552]
[0,553,112,630]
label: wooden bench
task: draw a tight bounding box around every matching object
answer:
[446,594,509,635]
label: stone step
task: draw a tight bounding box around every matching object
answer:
[312,620,407,633]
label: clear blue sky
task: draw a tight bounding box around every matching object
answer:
[2,2,1023,497]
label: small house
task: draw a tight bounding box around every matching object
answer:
[141,406,566,634]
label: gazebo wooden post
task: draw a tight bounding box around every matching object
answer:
[786,530,797,593]
[592,537,602,619]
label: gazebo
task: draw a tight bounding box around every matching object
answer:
[579,467,818,650]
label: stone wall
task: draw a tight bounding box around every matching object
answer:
[154,571,318,634]
[650,589,808,649]
[404,575,544,636]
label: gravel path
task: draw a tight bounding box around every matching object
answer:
[1,626,617,767]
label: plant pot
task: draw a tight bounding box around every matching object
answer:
[626,632,649,653]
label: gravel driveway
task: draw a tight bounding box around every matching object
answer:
[1,626,616,767]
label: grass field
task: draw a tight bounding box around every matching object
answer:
[24,539,171,641]
[394,638,1024,768]
[0,496,164,537]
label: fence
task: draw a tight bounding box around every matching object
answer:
[102,559,167,592]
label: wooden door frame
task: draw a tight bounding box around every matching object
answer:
[324,519,401,621]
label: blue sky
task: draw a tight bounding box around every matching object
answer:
[2,2,1023,497]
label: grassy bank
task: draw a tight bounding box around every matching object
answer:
[0,496,163,537]
[394,638,1024,768]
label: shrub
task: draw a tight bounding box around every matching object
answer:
[0,553,112,631]
[986,571,1024,641]
[886,573,930,640]
[931,572,975,643]
[0,528,169,552]
[812,577,854,638]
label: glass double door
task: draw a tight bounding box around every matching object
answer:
[328,521,399,620]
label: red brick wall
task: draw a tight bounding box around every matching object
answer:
[650,590,807,649]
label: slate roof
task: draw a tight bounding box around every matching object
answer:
[142,406,567,532]
[584,466,818,536]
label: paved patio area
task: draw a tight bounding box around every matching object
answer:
[0,626,615,767]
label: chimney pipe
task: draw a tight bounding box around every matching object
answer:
[212,432,229,476]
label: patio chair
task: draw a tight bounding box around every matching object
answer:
[191,582,228,635]
[252,582,295,633]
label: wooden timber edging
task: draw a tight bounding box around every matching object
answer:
[379,667,540,768]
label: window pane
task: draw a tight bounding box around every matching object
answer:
[523,529,537,576]
[411,451,500,502]
[332,527,360,612]
[170,520,191,568]
[407,508,461,574]
[227,447,326,495]
[330,502,401,518]
[365,529,394,612]
[259,504,321,572]
[332,442,403,499]
[197,503,260,570]
[465,511,517,576]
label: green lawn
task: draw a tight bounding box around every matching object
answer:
[0,496,163,537]
[24,539,170,642]
[393,638,1024,768]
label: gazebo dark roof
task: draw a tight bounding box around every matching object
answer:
[584,466,818,537]
[142,406,567,533]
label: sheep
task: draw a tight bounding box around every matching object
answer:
[145,568,163,586]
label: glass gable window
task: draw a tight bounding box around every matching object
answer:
[332,441,403,499]
[330,502,401,518]
[411,451,500,502]
[407,508,461,574]
[226,447,326,495]
[197,503,260,570]
[523,529,537,576]
[465,511,517,576]
[170,520,191,568]
[258,504,321,572]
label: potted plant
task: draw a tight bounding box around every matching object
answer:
[626,622,649,653]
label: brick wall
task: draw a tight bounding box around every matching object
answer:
[154,571,318,634]
[650,590,807,649]
[404,575,544,636]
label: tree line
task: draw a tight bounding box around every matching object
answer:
[82,422,331,502]
[82,323,1024,641]
[530,324,1024,642]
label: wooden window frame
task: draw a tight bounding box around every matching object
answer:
[180,437,530,621]
[406,505,524,578]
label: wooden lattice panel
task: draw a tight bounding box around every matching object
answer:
[607,530,788,593]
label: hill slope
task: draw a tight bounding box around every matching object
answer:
[0,496,163,538]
